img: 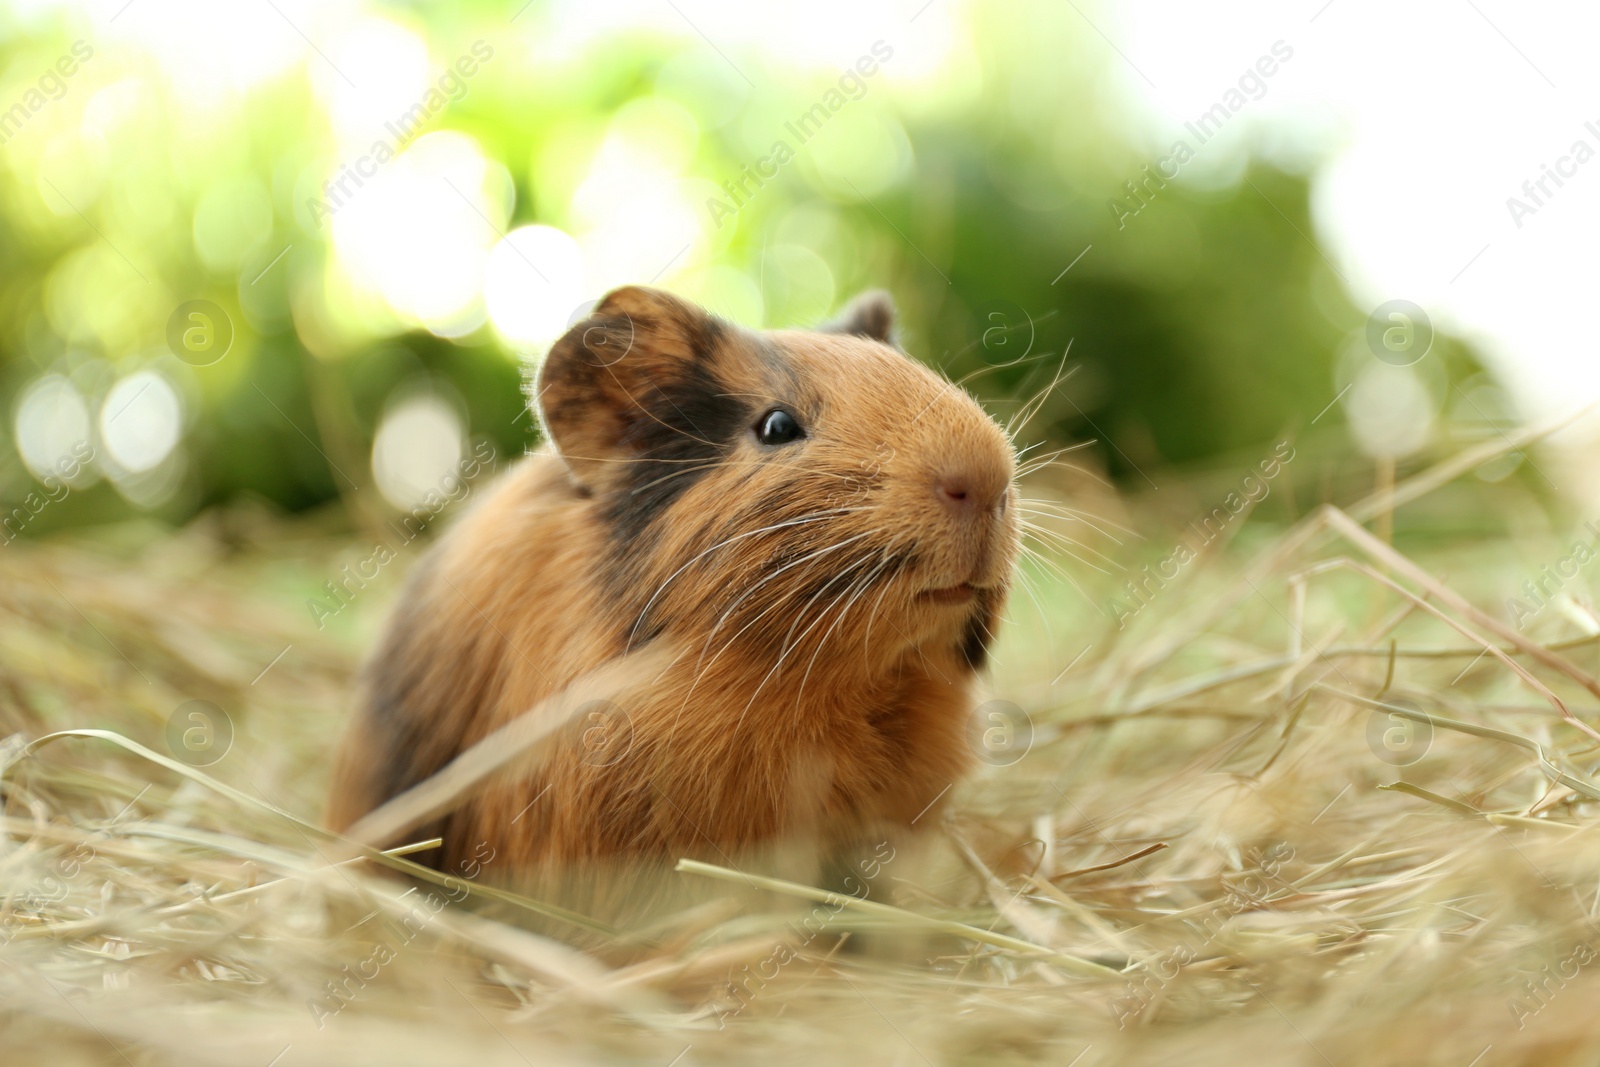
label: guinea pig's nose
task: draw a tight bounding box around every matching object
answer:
[934,473,1000,517]
[935,478,970,508]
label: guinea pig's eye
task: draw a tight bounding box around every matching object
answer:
[755,408,804,446]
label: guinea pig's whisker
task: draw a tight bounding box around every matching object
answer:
[1015,540,1073,583]
[1020,496,1125,520]
[1017,499,1134,542]
[752,451,888,487]
[1015,459,1116,489]
[966,608,1001,650]
[687,558,871,749]
[661,582,813,755]
[578,453,741,466]
[1017,539,1094,595]
[1025,545,1109,599]
[951,341,1057,388]
[750,550,879,669]
[627,509,870,648]
[764,464,868,485]
[1007,562,1055,646]
[1026,437,1099,458]
[1005,382,1068,444]
[1015,441,1099,477]
[1017,509,1126,549]
[777,554,882,664]
[628,459,738,496]
[1017,460,1107,485]
[1017,436,1097,457]
[682,531,882,682]
[1013,565,1075,628]
[728,557,882,741]
[703,549,880,674]
[1004,351,1077,441]
[934,308,1063,383]
[1015,546,1081,616]
[798,553,890,667]
[1024,511,1126,563]
[794,554,895,705]
[1018,521,1123,573]
[1019,521,1115,576]
[859,564,901,657]
[1016,542,1098,611]
[1013,439,1057,466]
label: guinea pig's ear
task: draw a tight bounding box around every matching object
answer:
[824,290,896,344]
[536,286,726,490]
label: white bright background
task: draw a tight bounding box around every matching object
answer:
[1104,0,1600,497]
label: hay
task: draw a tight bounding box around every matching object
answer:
[6,442,1600,1067]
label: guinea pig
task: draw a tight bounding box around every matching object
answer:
[326,285,1021,879]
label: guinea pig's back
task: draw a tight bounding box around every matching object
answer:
[326,451,614,835]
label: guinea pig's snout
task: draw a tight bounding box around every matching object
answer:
[915,454,1014,597]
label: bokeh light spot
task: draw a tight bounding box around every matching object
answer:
[100,370,182,474]
[370,392,465,511]
[484,225,585,348]
[14,374,93,482]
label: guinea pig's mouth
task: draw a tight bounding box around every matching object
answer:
[919,582,978,605]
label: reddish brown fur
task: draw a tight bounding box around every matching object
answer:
[327,286,1021,876]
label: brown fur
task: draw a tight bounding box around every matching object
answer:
[327,286,1021,878]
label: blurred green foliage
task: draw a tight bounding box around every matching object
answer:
[0,0,1492,538]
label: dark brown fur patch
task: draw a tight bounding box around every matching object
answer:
[959,598,998,670]
[603,356,748,544]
